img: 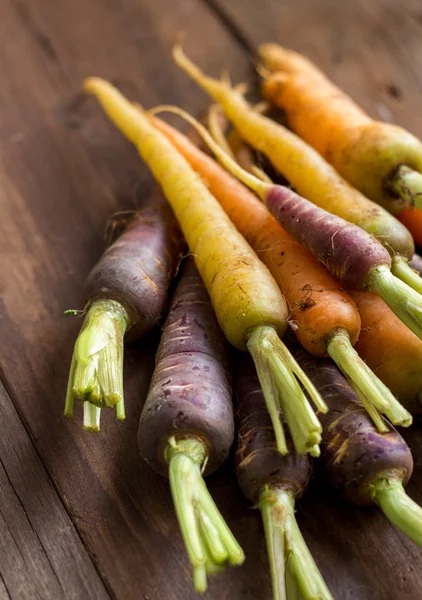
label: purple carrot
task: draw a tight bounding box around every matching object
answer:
[138,258,244,593]
[292,345,422,546]
[65,188,183,430]
[410,253,422,276]
[151,106,422,345]
[235,353,332,600]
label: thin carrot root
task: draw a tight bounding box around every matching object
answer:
[148,104,269,199]
[166,437,245,593]
[207,104,273,182]
[247,326,327,457]
[207,104,236,159]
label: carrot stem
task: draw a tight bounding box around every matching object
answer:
[247,326,326,457]
[166,437,245,593]
[66,299,128,420]
[371,477,422,546]
[327,330,411,428]
[391,255,422,296]
[82,401,101,432]
[367,265,422,341]
[387,166,422,211]
[259,487,333,600]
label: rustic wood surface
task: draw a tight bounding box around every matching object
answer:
[0,0,421,598]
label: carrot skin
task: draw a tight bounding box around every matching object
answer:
[235,354,310,503]
[138,259,233,478]
[350,291,422,415]
[265,185,391,290]
[410,253,422,275]
[260,44,422,215]
[398,208,422,248]
[293,347,413,506]
[85,190,183,339]
[171,46,415,260]
[151,115,361,357]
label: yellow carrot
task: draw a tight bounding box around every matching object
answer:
[84,77,327,457]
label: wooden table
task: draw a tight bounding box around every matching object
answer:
[1,0,422,598]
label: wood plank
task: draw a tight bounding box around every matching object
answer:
[0,0,260,598]
[209,0,422,136]
[0,378,109,600]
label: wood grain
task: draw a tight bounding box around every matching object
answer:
[0,0,257,598]
[0,378,108,600]
[211,0,422,136]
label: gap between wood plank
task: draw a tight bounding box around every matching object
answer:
[202,0,257,57]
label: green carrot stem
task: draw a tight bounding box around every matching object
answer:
[259,487,333,600]
[166,437,244,593]
[387,165,422,211]
[367,265,422,342]
[391,255,422,296]
[327,329,411,428]
[65,299,128,425]
[247,326,326,457]
[83,402,101,432]
[371,476,422,546]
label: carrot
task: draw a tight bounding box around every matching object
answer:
[410,253,422,275]
[148,114,411,430]
[259,43,422,216]
[84,77,327,457]
[138,258,243,592]
[350,291,422,416]
[64,189,183,430]
[153,102,422,359]
[172,46,422,293]
[294,346,422,547]
[398,208,422,248]
[235,353,332,600]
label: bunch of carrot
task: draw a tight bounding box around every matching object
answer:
[62,41,422,599]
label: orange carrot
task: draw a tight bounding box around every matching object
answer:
[350,291,422,416]
[259,44,422,217]
[149,114,411,430]
[398,208,422,248]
